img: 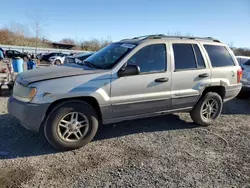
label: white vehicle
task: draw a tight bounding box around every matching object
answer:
[49,53,69,65]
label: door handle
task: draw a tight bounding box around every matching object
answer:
[155,77,169,82]
[198,73,209,78]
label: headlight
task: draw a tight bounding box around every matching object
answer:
[13,82,37,102]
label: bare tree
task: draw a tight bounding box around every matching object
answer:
[59,38,76,45]
[8,21,29,36]
[29,16,45,52]
[228,41,234,48]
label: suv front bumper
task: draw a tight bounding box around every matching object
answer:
[7,97,50,132]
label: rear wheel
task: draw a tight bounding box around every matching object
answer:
[190,92,223,126]
[44,101,99,150]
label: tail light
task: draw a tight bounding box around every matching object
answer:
[237,68,243,83]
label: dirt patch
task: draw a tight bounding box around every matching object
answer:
[0,166,35,188]
[80,152,110,170]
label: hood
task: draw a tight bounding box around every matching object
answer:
[17,64,107,85]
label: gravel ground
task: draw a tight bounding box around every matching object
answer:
[0,94,250,188]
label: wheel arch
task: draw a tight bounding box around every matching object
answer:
[40,96,102,132]
[201,86,226,100]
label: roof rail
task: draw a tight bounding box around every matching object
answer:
[132,34,167,40]
[122,34,220,43]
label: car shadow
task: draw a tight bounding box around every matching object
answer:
[0,114,56,160]
[222,98,250,115]
[0,88,12,97]
[0,113,198,160]
[94,114,197,142]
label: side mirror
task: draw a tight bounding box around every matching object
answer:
[118,64,140,77]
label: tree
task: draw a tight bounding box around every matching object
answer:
[59,38,76,45]
[29,16,45,50]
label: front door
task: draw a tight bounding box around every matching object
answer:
[110,43,171,118]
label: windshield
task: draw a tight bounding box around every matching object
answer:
[83,43,136,69]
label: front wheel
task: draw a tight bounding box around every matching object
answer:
[44,101,99,150]
[190,92,223,126]
[55,60,61,65]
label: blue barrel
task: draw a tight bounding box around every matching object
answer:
[12,58,24,73]
[27,60,37,70]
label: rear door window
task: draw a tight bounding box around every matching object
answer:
[204,45,235,67]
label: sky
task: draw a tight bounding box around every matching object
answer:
[0,0,250,48]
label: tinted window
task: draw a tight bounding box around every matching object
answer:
[13,51,21,55]
[127,44,166,73]
[173,44,196,70]
[204,45,235,67]
[193,44,205,68]
[244,59,250,65]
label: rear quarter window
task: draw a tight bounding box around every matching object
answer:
[204,45,235,67]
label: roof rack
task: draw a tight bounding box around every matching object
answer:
[122,34,220,43]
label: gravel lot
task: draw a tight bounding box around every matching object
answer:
[0,93,249,188]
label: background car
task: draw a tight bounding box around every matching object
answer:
[241,59,250,72]
[0,47,6,57]
[237,68,250,99]
[41,52,66,62]
[65,52,94,64]
[236,56,250,68]
[49,53,69,65]
[36,53,48,60]
[5,50,26,58]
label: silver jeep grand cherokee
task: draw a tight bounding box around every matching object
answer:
[8,35,242,150]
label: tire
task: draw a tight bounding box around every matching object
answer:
[237,90,249,99]
[44,100,99,150]
[190,92,223,126]
[55,60,61,65]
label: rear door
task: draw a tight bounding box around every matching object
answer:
[170,41,211,109]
